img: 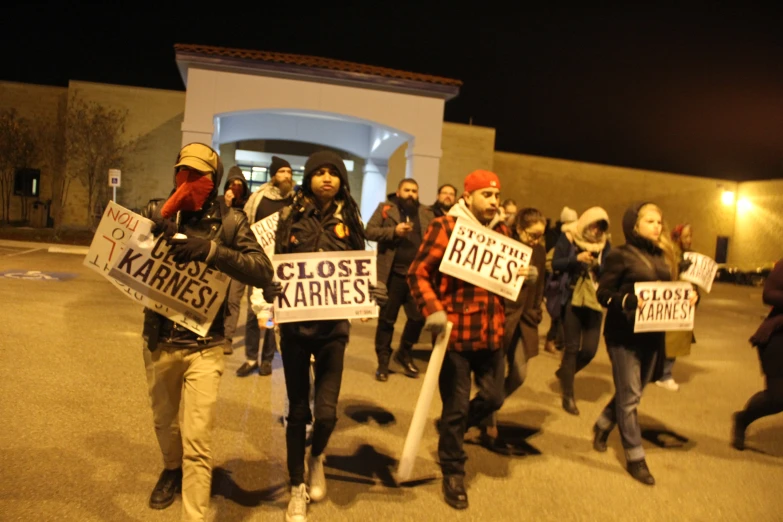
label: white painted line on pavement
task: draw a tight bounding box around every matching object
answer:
[48,245,89,255]
[5,247,43,257]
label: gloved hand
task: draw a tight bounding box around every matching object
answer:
[369,281,388,307]
[623,293,639,311]
[168,236,212,263]
[678,258,693,274]
[424,310,448,336]
[151,216,177,239]
[523,265,539,285]
[262,281,283,303]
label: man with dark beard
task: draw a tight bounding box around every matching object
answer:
[430,183,457,217]
[366,178,434,381]
[236,156,295,377]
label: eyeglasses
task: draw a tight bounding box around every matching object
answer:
[520,229,544,242]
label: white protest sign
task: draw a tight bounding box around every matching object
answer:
[438,218,532,300]
[272,250,378,323]
[634,281,695,333]
[250,212,279,260]
[107,232,230,337]
[680,252,718,293]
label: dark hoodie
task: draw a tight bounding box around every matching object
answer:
[597,202,672,347]
[224,166,249,209]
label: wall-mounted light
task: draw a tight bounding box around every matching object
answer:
[737,197,752,213]
[721,190,735,206]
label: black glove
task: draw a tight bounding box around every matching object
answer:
[168,236,212,263]
[151,216,177,239]
[262,281,282,303]
[623,293,639,311]
[369,281,388,307]
[424,310,448,337]
[678,258,693,274]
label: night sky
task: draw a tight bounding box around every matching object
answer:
[2,4,782,181]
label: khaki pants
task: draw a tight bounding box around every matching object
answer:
[143,344,224,522]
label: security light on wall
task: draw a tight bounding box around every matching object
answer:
[737,197,752,213]
[721,190,735,206]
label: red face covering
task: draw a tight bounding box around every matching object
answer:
[161,169,215,218]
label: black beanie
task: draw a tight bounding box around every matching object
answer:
[303,151,349,191]
[269,156,291,177]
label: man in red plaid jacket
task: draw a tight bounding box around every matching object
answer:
[407,170,511,510]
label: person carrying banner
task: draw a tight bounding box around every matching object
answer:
[552,207,611,415]
[591,202,697,486]
[274,151,387,522]
[220,166,250,355]
[366,178,434,381]
[236,156,295,377]
[141,142,277,521]
[407,169,510,510]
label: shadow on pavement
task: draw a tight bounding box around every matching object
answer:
[211,464,287,506]
[343,400,397,427]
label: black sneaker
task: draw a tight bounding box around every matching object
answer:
[375,363,389,382]
[627,459,655,486]
[593,425,610,452]
[149,468,182,509]
[236,361,258,377]
[393,351,419,378]
[442,475,468,509]
[259,360,273,376]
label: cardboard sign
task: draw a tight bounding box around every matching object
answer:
[438,218,531,300]
[107,232,230,337]
[680,252,718,293]
[272,250,378,323]
[250,212,279,260]
[634,281,695,333]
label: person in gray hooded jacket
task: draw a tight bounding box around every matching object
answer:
[221,166,250,355]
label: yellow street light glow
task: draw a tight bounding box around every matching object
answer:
[737,198,752,213]
[721,191,735,205]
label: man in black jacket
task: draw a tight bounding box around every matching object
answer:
[141,142,276,521]
[221,166,250,355]
[366,178,434,381]
[430,183,457,218]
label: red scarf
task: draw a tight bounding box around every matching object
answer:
[161,169,214,218]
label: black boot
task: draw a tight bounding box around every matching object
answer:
[732,411,746,450]
[375,362,389,382]
[442,475,468,509]
[626,459,655,486]
[562,396,580,416]
[593,425,610,452]
[149,467,182,509]
[393,350,419,378]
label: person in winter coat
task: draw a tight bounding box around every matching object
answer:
[655,223,697,391]
[141,143,276,521]
[430,183,458,218]
[552,207,611,415]
[478,207,547,450]
[365,179,435,381]
[543,206,578,353]
[733,257,783,450]
[274,151,387,522]
[408,170,511,510]
[236,156,295,376]
[591,202,697,486]
[221,166,250,355]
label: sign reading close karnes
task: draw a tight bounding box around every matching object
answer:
[250,212,279,260]
[438,218,532,300]
[680,252,718,293]
[272,250,379,323]
[633,281,695,333]
[106,227,230,337]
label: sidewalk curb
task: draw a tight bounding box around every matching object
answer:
[0,239,89,255]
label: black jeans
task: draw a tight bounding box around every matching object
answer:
[546,314,564,347]
[439,349,505,476]
[737,377,783,429]
[595,342,658,462]
[244,292,277,363]
[375,272,424,363]
[281,332,347,486]
[558,302,602,396]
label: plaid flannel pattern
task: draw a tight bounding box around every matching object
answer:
[407,215,510,352]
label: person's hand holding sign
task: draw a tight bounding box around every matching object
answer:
[517,265,539,285]
[169,236,211,263]
[151,216,178,239]
[424,310,448,336]
[224,189,235,207]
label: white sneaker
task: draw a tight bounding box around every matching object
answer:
[307,453,327,502]
[285,484,310,522]
[656,378,680,391]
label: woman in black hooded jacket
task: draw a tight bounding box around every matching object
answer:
[591,202,695,486]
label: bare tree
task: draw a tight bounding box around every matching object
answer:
[66,93,133,228]
[0,109,37,224]
[35,98,69,230]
